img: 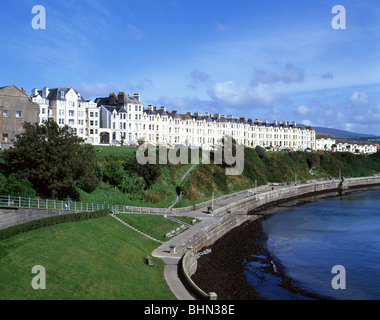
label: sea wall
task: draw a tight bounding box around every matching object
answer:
[179,176,380,299]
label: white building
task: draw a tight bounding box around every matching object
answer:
[31,87,100,145]
[316,134,336,151]
[336,140,377,154]
[95,92,316,150]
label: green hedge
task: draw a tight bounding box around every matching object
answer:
[0,209,110,241]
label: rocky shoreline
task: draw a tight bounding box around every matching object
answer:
[191,213,331,300]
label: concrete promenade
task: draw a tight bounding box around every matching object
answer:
[151,184,287,300]
[152,176,380,300]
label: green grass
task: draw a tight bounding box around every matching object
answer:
[94,145,138,156]
[0,217,175,300]
[115,214,182,242]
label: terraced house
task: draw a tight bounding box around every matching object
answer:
[95,92,316,150]
[31,87,100,144]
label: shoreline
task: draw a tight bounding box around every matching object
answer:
[191,186,380,300]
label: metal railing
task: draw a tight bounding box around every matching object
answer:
[0,195,171,215]
[0,195,107,212]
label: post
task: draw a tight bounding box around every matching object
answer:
[169,245,176,255]
[339,169,341,180]
[212,191,214,211]
[255,180,257,194]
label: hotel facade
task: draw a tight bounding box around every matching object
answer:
[95,92,316,150]
[31,87,101,145]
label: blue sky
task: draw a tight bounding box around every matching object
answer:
[1,0,380,134]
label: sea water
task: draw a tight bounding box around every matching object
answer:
[244,188,380,300]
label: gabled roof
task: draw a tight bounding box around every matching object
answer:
[0,85,29,98]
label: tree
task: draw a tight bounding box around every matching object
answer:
[3,121,99,200]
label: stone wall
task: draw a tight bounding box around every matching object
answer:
[0,207,80,231]
[180,176,380,255]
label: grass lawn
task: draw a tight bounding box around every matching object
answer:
[94,145,138,157]
[116,214,181,242]
[0,216,175,300]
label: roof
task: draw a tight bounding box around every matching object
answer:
[95,95,141,106]
[317,134,334,139]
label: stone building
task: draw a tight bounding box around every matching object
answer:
[0,85,38,149]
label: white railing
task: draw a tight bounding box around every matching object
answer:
[0,195,107,212]
[0,195,171,215]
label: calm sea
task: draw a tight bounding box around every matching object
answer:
[244,188,380,300]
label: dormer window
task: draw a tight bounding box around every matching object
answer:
[60,91,65,99]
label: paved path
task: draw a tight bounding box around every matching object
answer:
[151,184,284,300]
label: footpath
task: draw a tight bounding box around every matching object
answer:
[151,184,283,300]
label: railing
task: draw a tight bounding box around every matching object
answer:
[0,195,106,212]
[0,195,171,215]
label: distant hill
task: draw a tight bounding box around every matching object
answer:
[309,126,376,139]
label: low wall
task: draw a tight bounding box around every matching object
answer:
[181,247,217,300]
[0,207,80,230]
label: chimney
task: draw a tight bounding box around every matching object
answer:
[32,88,38,96]
[227,115,233,119]
[147,105,153,110]
[172,110,178,114]
[118,92,126,105]
[133,93,140,102]
[42,87,49,99]
[160,106,166,111]
[109,93,116,105]
[186,112,192,116]
[153,107,157,111]
[214,113,220,118]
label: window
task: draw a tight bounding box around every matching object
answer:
[69,110,75,117]
[3,110,9,117]
[69,120,74,125]
[16,111,23,118]
[59,109,64,116]
[90,112,94,118]
[3,133,9,142]
[59,119,64,125]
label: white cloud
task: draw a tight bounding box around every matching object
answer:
[211,81,277,107]
[349,91,369,106]
[301,119,313,126]
[297,105,309,115]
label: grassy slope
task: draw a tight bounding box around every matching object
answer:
[116,214,183,242]
[82,147,380,209]
[176,149,380,207]
[0,216,175,300]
